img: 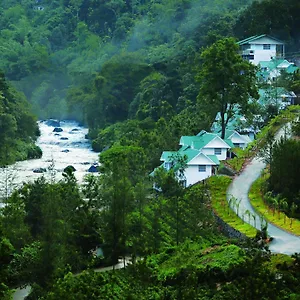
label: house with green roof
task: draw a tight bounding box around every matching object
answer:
[238,34,285,65]
[257,58,298,82]
[217,130,251,150]
[157,131,231,187]
[258,87,297,110]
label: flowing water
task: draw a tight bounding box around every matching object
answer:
[0,120,99,203]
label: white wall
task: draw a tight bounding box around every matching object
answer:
[229,133,248,149]
[201,148,227,161]
[244,36,284,65]
[184,165,212,186]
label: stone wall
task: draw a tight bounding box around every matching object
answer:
[214,214,249,240]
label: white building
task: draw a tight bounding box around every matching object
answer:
[238,34,285,65]
[156,131,232,187]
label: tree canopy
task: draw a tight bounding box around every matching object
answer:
[196,37,258,139]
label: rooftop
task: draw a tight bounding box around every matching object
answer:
[238,34,284,45]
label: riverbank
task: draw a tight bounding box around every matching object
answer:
[0,120,100,199]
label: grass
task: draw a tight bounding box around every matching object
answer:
[249,176,300,236]
[225,153,246,173]
[264,253,294,273]
[208,176,257,238]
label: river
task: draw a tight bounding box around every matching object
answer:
[0,120,100,203]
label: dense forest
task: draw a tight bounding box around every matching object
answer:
[1,0,300,167]
[1,0,300,299]
[0,72,40,166]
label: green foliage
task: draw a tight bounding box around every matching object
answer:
[0,72,39,166]
[196,37,258,139]
[234,0,300,51]
[208,176,257,238]
[269,138,300,211]
[0,224,14,299]
[249,175,300,235]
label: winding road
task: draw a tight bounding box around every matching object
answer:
[227,125,300,255]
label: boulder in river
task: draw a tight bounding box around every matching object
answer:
[54,133,60,136]
[61,149,70,153]
[53,127,63,133]
[88,164,99,173]
[45,119,60,127]
[60,137,68,140]
[71,128,80,132]
[33,168,47,173]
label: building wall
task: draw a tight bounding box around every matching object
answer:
[230,134,248,149]
[251,45,277,65]
[184,165,212,186]
[242,37,284,65]
[202,148,227,161]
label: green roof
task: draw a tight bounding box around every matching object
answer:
[225,139,235,149]
[259,60,278,72]
[238,34,284,45]
[207,155,220,165]
[180,131,217,150]
[237,34,266,45]
[160,151,177,162]
[286,64,299,74]
[179,149,201,163]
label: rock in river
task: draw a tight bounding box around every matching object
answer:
[61,149,70,153]
[45,119,60,127]
[53,127,63,133]
[88,164,99,173]
[33,168,47,173]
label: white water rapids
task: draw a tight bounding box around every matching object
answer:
[0,120,99,202]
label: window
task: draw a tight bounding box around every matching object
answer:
[198,165,206,172]
[214,148,222,155]
[263,44,271,50]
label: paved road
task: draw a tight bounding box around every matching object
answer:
[227,125,300,255]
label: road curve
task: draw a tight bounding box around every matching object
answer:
[227,156,300,255]
[228,123,300,255]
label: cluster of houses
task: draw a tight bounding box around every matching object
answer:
[157,130,250,187]
[153,34,299,187]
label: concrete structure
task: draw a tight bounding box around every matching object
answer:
[238,34,285,65]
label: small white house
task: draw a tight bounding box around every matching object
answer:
[156,130,232,187]
[238,34,285,65]
[221,130,251,150]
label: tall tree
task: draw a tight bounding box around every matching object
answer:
[196,37,258,139]
[98,145,148,262]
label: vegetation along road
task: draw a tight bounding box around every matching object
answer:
[227,126,300,255]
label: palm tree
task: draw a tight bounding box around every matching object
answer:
[236,199,241,217]
[252,213,257,228]
[264,191,273,213]
[290,203,298,228]
[275,195,281,219]
[245,209,251,224]
[280,199,289,224]
[228,196,237,215]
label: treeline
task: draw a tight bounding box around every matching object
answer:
[0,72,40,166]
[0,0,299,121]
[1,0,300,165]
